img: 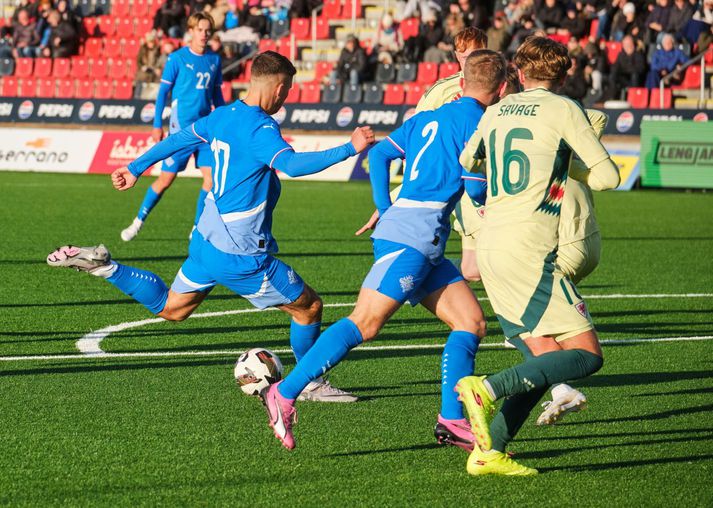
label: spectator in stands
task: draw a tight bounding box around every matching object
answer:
[424,12,463,63]
[224,1,240,29]
[395,0,443,23]
[646,0,671,43]
[42,9,79,58]
[35,0,53,41]
[12,0,39,23]
[208,32,223,54]
[451,0,488,30]
[154,0,189,39]
[558,6,587,39]
[607,34,647,99]
[504,0,534,26]
[135,31,163,84]
[666,0,694,38]
[331,34,367,85]
[487,11,511,52]
[582,40,607,103]
[535,0,564,33]
[559,55,587,103]
[56,0,80,33]
[375,14,404,65]
[507,15,539,56]
[566,35,583,61]
[12,9,41,58]
[693,0,713,54]
[206,0,230,30]
[646,32,687,88]
[290,0,321,19]
[157,39,177,69]
[190,0,215,13]
[0,27,13,61]
[221,42,241,80]
[610,2,644,42]
[240,0,268,37]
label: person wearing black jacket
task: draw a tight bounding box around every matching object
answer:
[607,35,647,99]
[331,34,367,85]
[42,9,78,58]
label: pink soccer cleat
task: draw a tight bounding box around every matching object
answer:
[261,381,297,450]
[46,245,111,273]
[434,415,475,452]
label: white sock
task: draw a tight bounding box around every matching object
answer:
[91,260,118,278]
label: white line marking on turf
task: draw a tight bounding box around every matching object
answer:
[0,293,710,362]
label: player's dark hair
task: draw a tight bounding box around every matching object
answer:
[503,63,522,96]
[463,49,507,94]
[513,35,571,83]
[251,51,297,79]
[187,11,215,31]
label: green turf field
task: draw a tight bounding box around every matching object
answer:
[1,172,712,506]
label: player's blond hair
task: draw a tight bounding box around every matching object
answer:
[454,27,487,53]
[187,12,215,31]
[513,35,571,83]
[463,49,507,94]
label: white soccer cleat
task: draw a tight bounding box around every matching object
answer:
[46,245,112,274]
[120,218,144,242]
[536,384,588,425]
[297,377,358,402]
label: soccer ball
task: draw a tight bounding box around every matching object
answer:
[234,348,283,396]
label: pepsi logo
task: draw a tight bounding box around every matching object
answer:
[693,112,709,122]
[140,103,156,123]
[17,100,34,120]
[78,101,95,121]
[336,106,354,127]
[616,111,634,133]
[272,106,287,125]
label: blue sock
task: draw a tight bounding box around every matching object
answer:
[279,318,363,399]
[290,320,321,362]
[137,187,162,221]
[194,188,208,225]
[107,263,169,314]
[441,331,480,420]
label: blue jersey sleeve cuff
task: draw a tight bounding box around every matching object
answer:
[127,162,142,178]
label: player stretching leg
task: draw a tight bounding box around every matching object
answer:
[261,51,507,451]
[48,52,375,402]
[455,37,620,476]
[121,13,225,242]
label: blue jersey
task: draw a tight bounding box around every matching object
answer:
[370,97,486,262]
[160,47,223,133]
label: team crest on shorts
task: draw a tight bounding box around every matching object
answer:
[575,301,588,317]
[287,269,297,285]
[399,275,415,293]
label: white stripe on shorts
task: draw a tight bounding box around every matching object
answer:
[177,269,213,291]
[392,197,447,210]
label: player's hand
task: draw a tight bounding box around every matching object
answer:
[151,127,164,143]
[355,209,379,236]
[351,126,375,153]
[111,167,138,191]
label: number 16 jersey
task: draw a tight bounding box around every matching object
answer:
[461,87,610,254]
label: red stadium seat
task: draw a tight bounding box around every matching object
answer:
[90,58,108,78]
[113,79,133,99]
[75,78,94,98]
[94,78,113,99]
[649,87,672,108]
[259,39,278,53]
[705,47,713,65]
[313,61,333,82]
[82,17,98,37]
[285,83,300,103]
[312,16,329,39]
[116,18,134,38]
[235,59,252,82]
[34,57,52,78]
[438,62,459,79]
[589,18,599,39]
[291,18,310,40]
[124,38,140,58]
[278,38,294,59]
[404,83,425,105]
[626,87,648,109]
[300,82,321,103]
[340,0,361,18]
[56,78,75,98]
[417,62,438,85]
[399,18,420,40]
[134,0,150,17]
[84,38,103,58]
[322,0,340,18]
[71,56,89,78]
[14,57,33,78]
[52,58,71,78]
[37,78,54,98]
[1,76,18,96]
[673,65,701,89]
[135,18,153,37]
[113,0,130,18]
[96,15,116,36]
[18,77,36,97]
[104,37,123,58]
[383,84,404,105]
[126,57,138,78]
[109,58,127,79]
[605,41,622,65]
[220,81,232,103]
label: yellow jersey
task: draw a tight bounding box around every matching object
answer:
[415,72,464,113]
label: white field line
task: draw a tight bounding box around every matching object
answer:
[0,293,710,362]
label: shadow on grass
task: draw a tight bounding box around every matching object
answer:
[557,402,713,425]
[538,453,713,474]
[517,427,713,442]
[325,442,441,458]
[0,358,231,377]
[578,370,713,388]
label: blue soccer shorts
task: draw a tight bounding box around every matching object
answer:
[362,239,463,306]
[161,141,212,173]
[170,231,305,309]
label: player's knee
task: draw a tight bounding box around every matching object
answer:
[303,294,323,322]
[577,349,604,376]
[348,315,381,342]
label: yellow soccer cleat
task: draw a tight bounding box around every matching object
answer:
[467,448,538,476]
[455,375,495,451]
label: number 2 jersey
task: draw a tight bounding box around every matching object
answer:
[371,97,485,263]
[461,88,614,255]
[160,47,223,134]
